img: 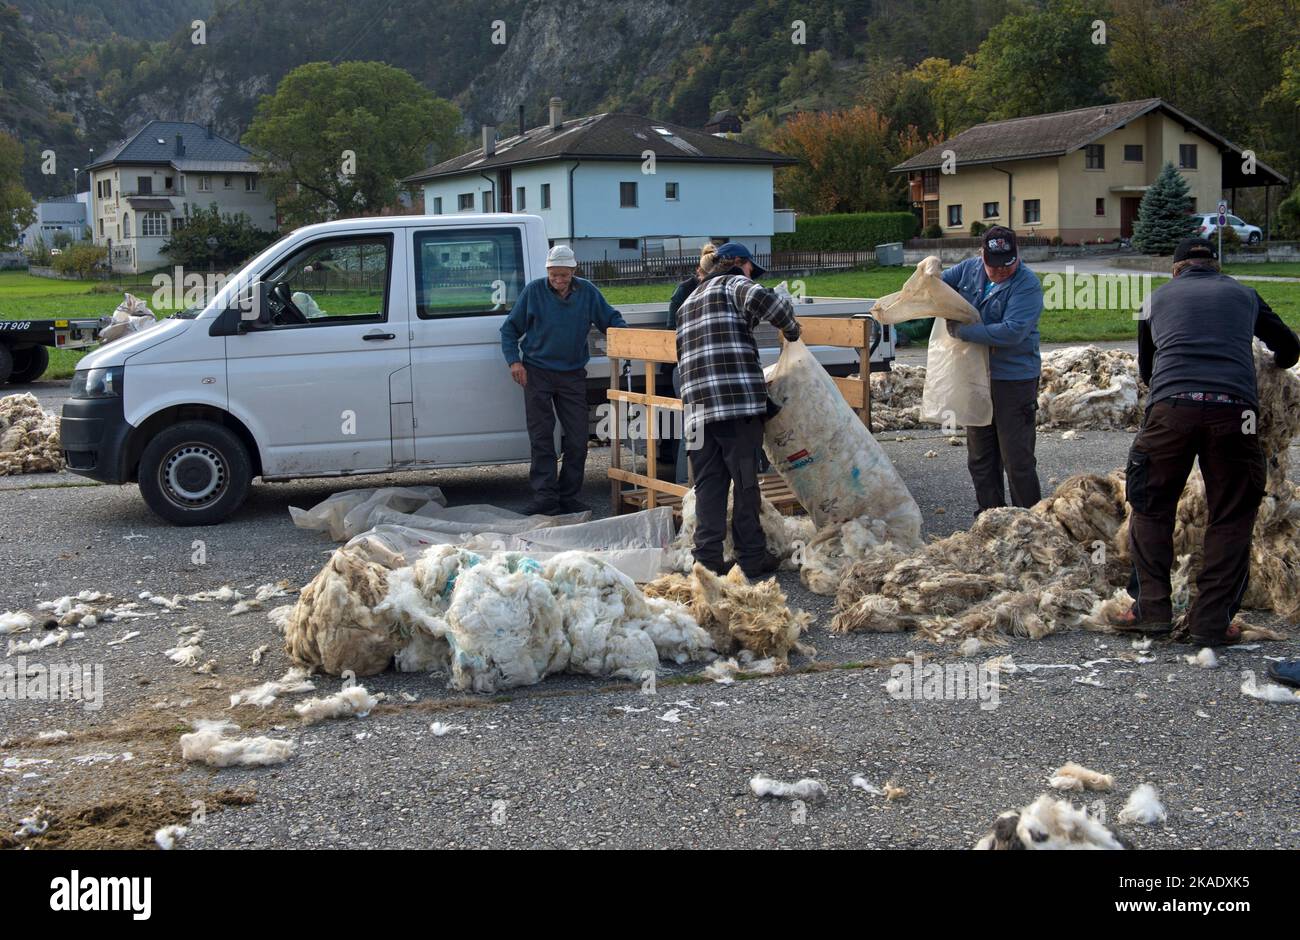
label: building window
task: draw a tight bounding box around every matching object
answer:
[198,176,212,192]
[165,176,173,190]
[618,239,638,250]
[433,197,443,214]
[137,176,153,195]
[983,202,999,219]
[481,191,494,213]
[1085,144,1105,170]
[1124,144,1143,162]
[172,216,185,233]
[922,169,939,195]
[516,186,525,211]
[1095,197,1106,216]
[123,214,132,238]
[620,181,637,207]
[1179,144,1198,169]
[665,181,679,200]
[98,219,104,237]
[541,183,551,209]
[140,212,168,237]
[458,193,474,211]
[223,176,233,188]
[947,204,962,227]
[245,176,257,192]
[1024,199,1041,224]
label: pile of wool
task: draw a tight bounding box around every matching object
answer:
[292,543,713,692]
[1036,346,1144,430]
[975,795,1129,850]
[283,545,402,677]
[670,487,814,572]
[645,563,812,664]
[797,514,914,596]
[868,364,926,431]
[832,508,1111,641]
[0,393,62,475]
[179,719,294,768]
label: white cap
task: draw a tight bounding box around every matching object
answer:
[546,245,578,268]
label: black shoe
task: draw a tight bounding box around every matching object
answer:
[558,497,589,514]
[741,551,782,579]
[693,556,729,577]
[523,498,561,515]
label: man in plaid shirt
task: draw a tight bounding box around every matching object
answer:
[676,242,801,578]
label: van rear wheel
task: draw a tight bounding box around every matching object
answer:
[138,421,252,525]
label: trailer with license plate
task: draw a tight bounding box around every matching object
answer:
[0,317,104,385]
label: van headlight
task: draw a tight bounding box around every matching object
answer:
[71,366,125,399]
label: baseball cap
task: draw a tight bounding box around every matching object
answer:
[1173,237,1218,263]
[982,226,1018,267]
[715,241,766,278]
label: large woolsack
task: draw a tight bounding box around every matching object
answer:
[869,255,980,325]
[763,338,922,542]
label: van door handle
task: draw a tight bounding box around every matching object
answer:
[362,332,396,341]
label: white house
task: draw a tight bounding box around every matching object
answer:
[404,99,797,264]
[86,121,278,273]
[18,193,90,250]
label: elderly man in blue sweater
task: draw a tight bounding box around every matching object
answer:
[940,226,1045,512]
[501,245,627,515]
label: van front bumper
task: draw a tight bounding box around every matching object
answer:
[61,396,132,484]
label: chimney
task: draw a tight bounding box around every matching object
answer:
[206,121,214,139]
[549,97,563,131]
[482,125,496,157]
[518,104,525,139]
[174,133,185,157]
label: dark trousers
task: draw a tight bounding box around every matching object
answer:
[689,415,766,573]
[524,364,588,501]
[967,377,1043,511]
[1126,399,1265,639]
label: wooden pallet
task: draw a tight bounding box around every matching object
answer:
[617,473,805,518]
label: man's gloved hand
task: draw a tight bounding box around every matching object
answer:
[945,319,961,339]
[782,325,801,344]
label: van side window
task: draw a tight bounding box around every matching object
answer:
[414,227,525,319]
[262,235,392,328]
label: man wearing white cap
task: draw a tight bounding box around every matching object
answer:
[501,245,627,514]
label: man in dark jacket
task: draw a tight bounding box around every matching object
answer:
[1113,238,1299,646]
[677,242,800,578]
[501,245,627,515]
[940,226,1045,511]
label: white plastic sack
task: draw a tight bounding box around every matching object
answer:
[763,339,922,542]
[289,486,449,541]
[869,256,981,325]
[99,293,158,345]
[921,318,993,427]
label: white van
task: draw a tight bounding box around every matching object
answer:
[60,214,888,525]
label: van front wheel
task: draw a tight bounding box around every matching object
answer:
[138,421,252,525]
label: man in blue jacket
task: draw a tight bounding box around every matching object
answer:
[940,226,1044,512]
[501,245,627,515]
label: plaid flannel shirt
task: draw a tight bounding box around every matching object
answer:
[676,271,801,427]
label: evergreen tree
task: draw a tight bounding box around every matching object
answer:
[1132,162,1198,255]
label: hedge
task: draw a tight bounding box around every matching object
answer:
[773,212,918,252]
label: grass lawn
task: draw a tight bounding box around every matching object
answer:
[1220,262,1300,278]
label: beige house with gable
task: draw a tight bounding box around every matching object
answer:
[893,99,1287,243]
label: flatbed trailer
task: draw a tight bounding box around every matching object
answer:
[0,317,104,384]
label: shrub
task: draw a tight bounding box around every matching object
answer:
[51,242,108,279]
[922,223,944,239]
[772,211,918,251]
[25,235,52,266]
[969,220,987,237]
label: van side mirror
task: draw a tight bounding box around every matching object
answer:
[209,281,270,336]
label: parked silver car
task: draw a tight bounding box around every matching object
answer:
[1193,212,1263,244]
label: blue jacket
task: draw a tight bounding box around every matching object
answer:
[500,276,627,372]
[940,256,1043,381]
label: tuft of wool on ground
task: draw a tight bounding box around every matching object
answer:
[975,795,1129,850]
[645,564,811,664]
[1047,762,1114,792]
[0,393,63,475]
[1117,783,1168,825]
[179,719,295,768]
[749,775,827,803]
[228,666,316,708]
[293,685,381,724]
[289,543,713,692]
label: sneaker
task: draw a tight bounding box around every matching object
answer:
[523,498,561,516]
[1266,659,1300,689]
[557,497,589,514]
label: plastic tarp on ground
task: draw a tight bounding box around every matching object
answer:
[291,486,678,582]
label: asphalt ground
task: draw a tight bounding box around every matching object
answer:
[1,364,1297,850]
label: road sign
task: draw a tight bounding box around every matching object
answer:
[1217,200,1228,226]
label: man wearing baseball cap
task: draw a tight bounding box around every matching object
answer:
[500,244,627,515]
[1112,237,1298,646]
[940,225,1045,511]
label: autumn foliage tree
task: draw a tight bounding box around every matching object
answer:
[771,105,932,215]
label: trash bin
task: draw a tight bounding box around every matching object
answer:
[875,242,904,266]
